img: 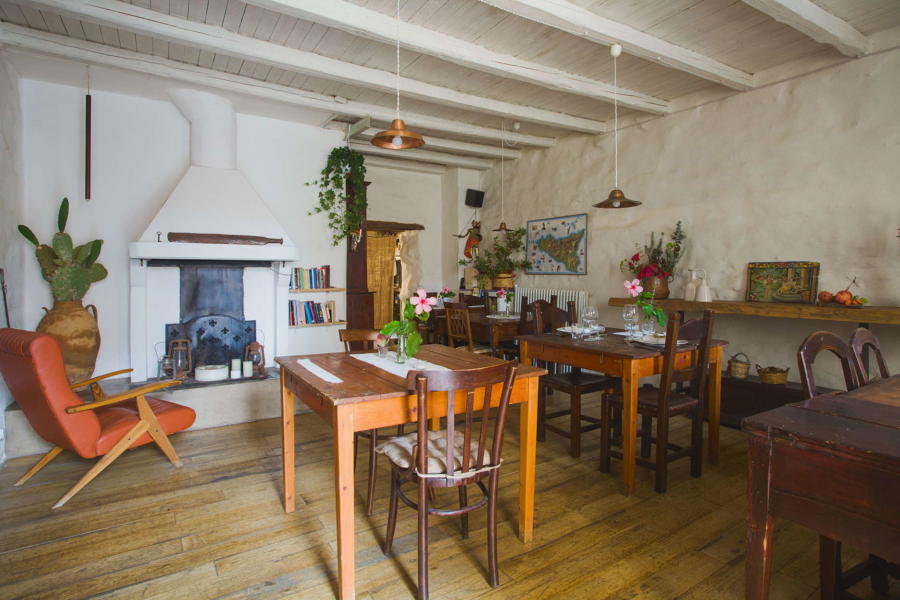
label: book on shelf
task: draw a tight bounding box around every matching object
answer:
[289,265,332,290]
[288,299,339,326]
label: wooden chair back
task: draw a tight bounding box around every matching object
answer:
[406,362,518,486]
[339,328,381,353]
[459,294,487,314]
[445,302,475,351]
[531,300,577,334]
[797,331,861,399]
[516,295,560,334]
[657,311,715,402]
[849,328,890,383]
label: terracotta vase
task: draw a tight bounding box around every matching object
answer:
[493,272,515,289]
[37,301,100,384]
[641,277,670,299]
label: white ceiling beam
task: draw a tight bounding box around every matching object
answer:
[479,0,754,91]
[349,143,494,171]
[243,0,671,115]
[351,128,521,160]
[363,155,446,175]
[0,23,556,147]
[17,0,606,134]
[742,0,869,57]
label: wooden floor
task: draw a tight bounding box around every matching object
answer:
[0,393,894,600]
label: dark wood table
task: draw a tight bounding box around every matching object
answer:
[430,309,523,351]
[276,345,545,600]
[518,332,726,495]
[743,376,900,599]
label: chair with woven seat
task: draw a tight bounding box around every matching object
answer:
[444,302,493,354]
[0,328,195,508]
[339,328,404,516]
[600,310,714,493]
[529,299,617,457]
[798,330,897,598]
[377,362,518,600]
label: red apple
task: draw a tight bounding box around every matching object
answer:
[834,290,852,305]
[818,291,833,303]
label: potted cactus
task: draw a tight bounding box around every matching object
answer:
[19,198,108,383]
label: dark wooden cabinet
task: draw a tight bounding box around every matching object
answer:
[718,375,834,428]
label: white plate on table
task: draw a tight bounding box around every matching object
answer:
[556,325,605,334]
[633,335,688,346]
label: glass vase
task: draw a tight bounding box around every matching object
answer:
[396,334,408,364]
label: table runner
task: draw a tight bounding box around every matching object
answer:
[296,358,343,383]
[351,352,449,378]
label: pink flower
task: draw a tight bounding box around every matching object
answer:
[375,333,389,347]
[624,279,643,297]
[441,286,450,294]
[497,288,507,299]
[410,288,438,315]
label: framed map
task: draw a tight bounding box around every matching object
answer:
[526,214,587,275]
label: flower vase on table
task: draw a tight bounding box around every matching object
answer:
[497,288,514,316]
[380,288,435,364]
[624,279,667,329]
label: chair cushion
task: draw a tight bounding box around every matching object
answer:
[95,397,196,456]
[375,429,491,474]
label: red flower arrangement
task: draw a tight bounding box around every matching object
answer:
[619,222,686,281]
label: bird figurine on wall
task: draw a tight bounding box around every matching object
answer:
[455,220,482,258]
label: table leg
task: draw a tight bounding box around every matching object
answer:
[518,375,538,543]
[334,404,356,600]
[708,346,723,464]
[746,435,775,600]
[621,362,639,495]
[281,370,296,513]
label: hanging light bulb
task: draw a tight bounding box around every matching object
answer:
[493,121,510,232]
[371,0,424,150]
[595,43,641,209]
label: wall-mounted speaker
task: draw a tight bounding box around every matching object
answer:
[465,189,485,208]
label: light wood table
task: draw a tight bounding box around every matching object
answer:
[518,332,726,495]
[275,345,545,600]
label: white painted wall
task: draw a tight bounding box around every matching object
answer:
[479,48,900,389]
[0,50,24,464]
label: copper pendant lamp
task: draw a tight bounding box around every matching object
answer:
[371,0,424,150]
[493,121,510,232]
[594,43,641,209]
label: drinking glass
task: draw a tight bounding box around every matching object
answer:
[641,317,656,339]
[622,305,638,340]
[583,305,599,331]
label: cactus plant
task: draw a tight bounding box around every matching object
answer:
[18,198,108,301]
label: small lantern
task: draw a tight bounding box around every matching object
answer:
[244,341,266,378]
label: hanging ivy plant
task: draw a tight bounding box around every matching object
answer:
[307,146,367,246]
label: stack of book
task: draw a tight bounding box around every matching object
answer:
[290,265,332,290]
[289,300,338,326]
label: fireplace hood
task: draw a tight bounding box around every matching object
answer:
[129,88,300,262]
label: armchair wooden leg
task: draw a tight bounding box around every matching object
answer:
[136,396,183,467]
[458,485,469,539]
[15,446,63,486]
[417,476,429,600]
[53,420,149,509]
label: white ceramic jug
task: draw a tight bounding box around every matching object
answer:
[684,269,698,301]
[695,270,712,302]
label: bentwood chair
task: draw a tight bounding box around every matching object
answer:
[377,362,518,600]
[339,328,404,516]
[798,330,898,597]
[601,311,714,492]
[444,302,493,354]
[0,328,195,508]
[530,299,617,457]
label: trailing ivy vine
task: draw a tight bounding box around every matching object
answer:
[307,146,367,246]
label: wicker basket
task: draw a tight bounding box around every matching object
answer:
[756,364,789,385]
[726,352,751,379]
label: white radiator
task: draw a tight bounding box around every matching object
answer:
[514,286,588,322]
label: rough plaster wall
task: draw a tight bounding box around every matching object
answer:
[0,50,24,464]
[479,49,900,390]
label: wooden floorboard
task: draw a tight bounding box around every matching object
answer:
[1,392,896,600]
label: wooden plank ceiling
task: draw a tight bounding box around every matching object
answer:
[1,0,898,168]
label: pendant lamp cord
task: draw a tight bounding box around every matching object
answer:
[395,0,400,122]
[500,121,505,222]
[613,52,618,189]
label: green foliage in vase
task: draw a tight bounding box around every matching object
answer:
[306,146,367,246]
[459,227,532,282]
[18,198,108,302]
[379,300,429,358]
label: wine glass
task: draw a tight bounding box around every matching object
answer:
[622,305,638,340]
[583,306,599,332]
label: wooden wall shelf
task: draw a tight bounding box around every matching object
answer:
[289,288,346,293]
[608,298,900,325]
[289,320,347,329]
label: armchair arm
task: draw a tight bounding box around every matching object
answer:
[70,368,134,390]
[66,379,182,413]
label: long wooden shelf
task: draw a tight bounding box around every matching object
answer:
[289,288,346,293]
[608,298,900,325]
[289,320,347,329]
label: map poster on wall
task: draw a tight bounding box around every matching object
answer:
[526,213,588,275]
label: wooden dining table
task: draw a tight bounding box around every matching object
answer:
[428,308,523,352]
[743,375,900,600]
[275,345,545,600]
[518,331,726,495]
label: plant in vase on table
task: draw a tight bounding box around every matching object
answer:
[379,289,435,363]
[624,279,667,334]
[496,288,515,315]
[436,286,456,307]
[620,221,686,299]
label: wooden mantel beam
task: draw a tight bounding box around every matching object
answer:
[479,0,754,91]
[18,0,606,134]
[742,0,869,57]
[0,23,555,148]
[243,0,671,115]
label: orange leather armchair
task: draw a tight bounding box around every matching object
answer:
[0,328,196,508]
